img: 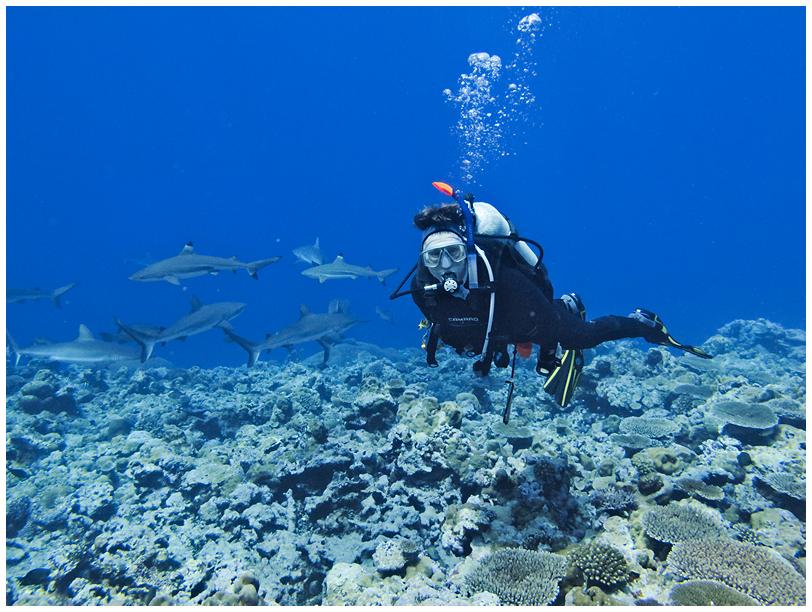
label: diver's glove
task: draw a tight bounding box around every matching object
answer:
[629,308,712,359]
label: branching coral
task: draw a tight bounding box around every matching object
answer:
[642,503,725,544]
[569,543,630,590]
[610,433,654,451]
[465,549,568,605]
[669,580,757,606]
[667,539,805,605]
[590,484,637,516]
[674,478,725,502]
[710,401,777,430]
[758,472,805,500]
[620,416,679,439]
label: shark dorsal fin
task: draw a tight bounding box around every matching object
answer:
[333,254,345,263]
[180,242,195,255]
[190,296,203,312]
[314,237,320,248]
[328,299,348,314]
[299,304,310,319]
[77,324,94,341]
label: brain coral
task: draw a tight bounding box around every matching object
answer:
[642,503,725,544]
[667,539,806,605]
[710,401,778,430]
[466,549,568,606]
[669,580,757,606]
[569,543,630,590]
[619,416,679,438]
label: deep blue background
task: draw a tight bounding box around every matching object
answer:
[7,7,805,367]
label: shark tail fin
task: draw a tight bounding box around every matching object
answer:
[221,325,262,367]
[376,269,398,285]
[246,257,282,280]
[52,282,77,308]
[115,318,156,362]
[7,332,21,367]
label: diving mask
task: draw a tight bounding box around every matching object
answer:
[421,230,468,292]
[421,243,467,268]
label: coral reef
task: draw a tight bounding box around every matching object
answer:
[641,502,725,544]
[5,319,805,605]
[619,416,680,439]
[590,484,637,516]
[372,540,419,576]
[673,477,725,502]
[669,580,757,606]
[465,548,568,605]
[709,400,778,433]
[667,539,806,605]
[758,472,805,500]
[568,542,630,590]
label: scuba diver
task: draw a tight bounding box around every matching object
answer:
[390,182,711,422]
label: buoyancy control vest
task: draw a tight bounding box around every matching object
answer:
[391,201,554,371]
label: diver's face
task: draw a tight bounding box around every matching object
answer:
[422,242,468,285]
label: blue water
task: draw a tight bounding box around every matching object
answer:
[7,6,805,368]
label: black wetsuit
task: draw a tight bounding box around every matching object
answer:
[411,257,656,368]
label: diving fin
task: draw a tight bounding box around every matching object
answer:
[630,308,712,359]
[542,291,587,408]
[543,348,584,408]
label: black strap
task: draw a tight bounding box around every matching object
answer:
[473,233,545,266]
[389,263,418,300]
[426,323,440,367]
[502,345,518,424]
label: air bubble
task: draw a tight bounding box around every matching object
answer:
[517,13,541,33]
[443,12,544,185]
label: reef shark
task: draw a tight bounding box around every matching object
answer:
[99,325,165,344]
[375,306,395,324]
[7,325,141,367]
[222,300,362,366]
[116,297,246,361]
[292,237,323,265]
[7,283,77,308]
[301,255,397,284]
[129,243,281,285]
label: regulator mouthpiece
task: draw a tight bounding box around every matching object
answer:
[442,274,459,293]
